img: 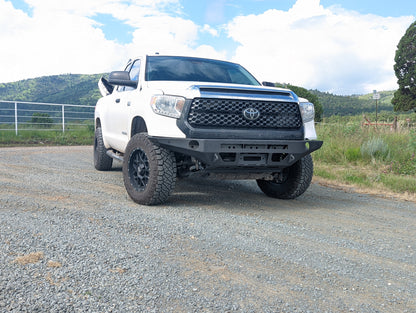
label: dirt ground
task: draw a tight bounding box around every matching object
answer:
[1,146,415,312]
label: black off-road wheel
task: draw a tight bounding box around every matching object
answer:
[257,154,313,199]
[94,127,113,171]
[123,133,176,205]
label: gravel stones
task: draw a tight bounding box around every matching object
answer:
[1,146,416,312]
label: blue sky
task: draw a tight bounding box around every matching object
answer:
[90,0,415,45]
[1,0,415,94]
[320,0,415,17]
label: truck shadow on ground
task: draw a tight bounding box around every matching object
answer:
[110,164,341,211]
[167,177,308,210]
[168,177,359,212]
[111,164,271,207]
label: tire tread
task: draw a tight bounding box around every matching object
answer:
[94,127,113,171]
[123,133,176,205]
[257,155,313,199]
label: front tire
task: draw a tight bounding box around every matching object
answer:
[94,127,113,171]
[123,133,176,205]
[257,154,313,199]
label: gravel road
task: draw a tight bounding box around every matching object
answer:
[0,146,415,312]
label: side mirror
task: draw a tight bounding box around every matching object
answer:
[98,76,114,96]
[262,81,275,87]
[108,71,137,88]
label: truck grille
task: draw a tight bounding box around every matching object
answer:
[187,98,302,129]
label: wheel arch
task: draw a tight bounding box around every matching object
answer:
[131,116,148,137]
[95,117,102,129]
[94,117,111,149]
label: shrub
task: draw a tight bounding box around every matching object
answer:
[387,154,416,175]
[408,129,416,152]
[345,147,361,162]
[360,137,390,161]
[31,113,54,128]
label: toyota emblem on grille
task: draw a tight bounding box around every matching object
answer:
[243,108,260,121]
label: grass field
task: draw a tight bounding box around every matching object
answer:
[314,114,416,197]
[0,124,94,146]
[1,114,415,199]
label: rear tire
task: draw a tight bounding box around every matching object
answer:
[257,155,313,199]
[94,127,113,171]
[123,133,176,205]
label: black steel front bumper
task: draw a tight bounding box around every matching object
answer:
[149,136,323,171]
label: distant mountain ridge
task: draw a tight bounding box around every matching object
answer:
[310,89,395,116]
[0,74,104,106]
[0,74,395,116]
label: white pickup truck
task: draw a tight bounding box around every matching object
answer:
[94,55,323,205]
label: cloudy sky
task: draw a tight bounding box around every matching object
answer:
[1,0,415,94]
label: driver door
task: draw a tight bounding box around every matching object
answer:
[103,59,141,152]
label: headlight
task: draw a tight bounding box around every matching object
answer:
[150,95,185,118]
[299,101,315,123]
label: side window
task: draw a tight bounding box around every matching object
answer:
[129,60,141,82]
[123,59,141,92]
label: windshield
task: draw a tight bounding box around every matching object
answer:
[145,56,260,86]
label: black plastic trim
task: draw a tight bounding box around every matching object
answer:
[177,99,305,140]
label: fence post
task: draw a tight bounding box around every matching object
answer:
[14,102,18,135]
[393,116,398,132]
[62,104,65,133]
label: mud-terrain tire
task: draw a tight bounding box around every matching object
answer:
[257,155,313,199]
[94,127,113,171]
[123,133,176,205]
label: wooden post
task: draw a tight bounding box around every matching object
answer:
[393,116,398,132]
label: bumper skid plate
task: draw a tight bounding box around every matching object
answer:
[150,137,323,169]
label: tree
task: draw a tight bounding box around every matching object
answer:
[392,20,416,112]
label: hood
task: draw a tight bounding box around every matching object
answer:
[145,81,298,102]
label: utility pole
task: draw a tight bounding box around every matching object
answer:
[373,90,380,125]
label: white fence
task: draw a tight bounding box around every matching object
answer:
[0,100,95,135]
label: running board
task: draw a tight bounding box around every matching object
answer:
[106,150,124,162]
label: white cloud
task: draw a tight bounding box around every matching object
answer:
[0,0,215,82]
[0,0,123,81]
[227,0,414,94]
[201,24,219,37]
[125,15,198,55]
[0,0,414,95]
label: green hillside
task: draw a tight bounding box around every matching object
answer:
[310,89,395,116]
[0,73,398,117]
[0,74,103,106]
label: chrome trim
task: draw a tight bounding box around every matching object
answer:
[243,108,261,121]
[189,85,298,102]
